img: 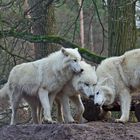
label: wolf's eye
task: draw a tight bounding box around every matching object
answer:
[74,59,77,62]
[96,92,99,95]
[85,83,89,86]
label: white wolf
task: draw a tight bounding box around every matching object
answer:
[93,49,140,123]
[25,61,97,124]
[53,61,97,123]
[0,47,82,125]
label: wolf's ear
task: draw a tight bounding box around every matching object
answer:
[61,47,66,53]
[75,48,78,51]
[61,47,69,56]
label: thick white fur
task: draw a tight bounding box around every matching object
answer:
[25,61,97,124]
[94,49,140,123]
[0,47,82,125]
[56,61,97,123]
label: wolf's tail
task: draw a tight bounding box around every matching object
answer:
[0,83,9,98]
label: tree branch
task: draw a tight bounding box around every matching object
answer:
[0,30,106,63]
[0,44,30,62]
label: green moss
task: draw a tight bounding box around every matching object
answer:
[0,30,106,63]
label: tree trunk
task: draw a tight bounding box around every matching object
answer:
[78,0,85,48]
[27,0,55,59]
[108,0,136,56]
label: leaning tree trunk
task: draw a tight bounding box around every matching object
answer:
[27,0,55,59]
[108,0,136,56]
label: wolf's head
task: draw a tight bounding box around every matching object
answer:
[72,61,97,98]
[93,77,115,106]
[61,47,82,73]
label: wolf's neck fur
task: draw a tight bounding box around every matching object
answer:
[115,58,129,89]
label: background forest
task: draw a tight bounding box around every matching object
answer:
[0,0,140,125]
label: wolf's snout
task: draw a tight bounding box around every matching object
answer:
[95,103,99,106]
[73,67,83,73]
[89,95,94,102]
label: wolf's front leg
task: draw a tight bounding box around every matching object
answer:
[60,95,75,123]
[70,95,86,123]
[115,89,131,123]
[38,88,53,123]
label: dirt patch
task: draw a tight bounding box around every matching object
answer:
[0,122,140,140]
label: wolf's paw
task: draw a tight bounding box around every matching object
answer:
[42,119,57,124]
[68,121,78,124]
[78,117,88,123]
[115,119,127,124]
[81,118,88,123]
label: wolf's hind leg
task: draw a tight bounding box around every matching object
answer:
[10,88,22,125]
[115,89,131,123]
[70,95,86,123]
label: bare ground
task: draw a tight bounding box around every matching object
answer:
[0,122,140,140]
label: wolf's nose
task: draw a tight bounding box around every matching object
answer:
[80,69,84,73]
[95,103,99,106]
[89,95,94,99]
[89,95,94,102]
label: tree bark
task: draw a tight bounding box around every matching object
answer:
[108,0,136,56]
[78,0,85,48]
[27,0,55,59]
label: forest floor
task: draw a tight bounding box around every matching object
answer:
[0,121,140,140]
